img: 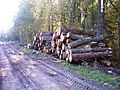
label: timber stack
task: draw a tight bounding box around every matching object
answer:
[31,29,112,66]
[32,30,53,54]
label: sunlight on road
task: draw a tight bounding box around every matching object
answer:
[10,55,21,62]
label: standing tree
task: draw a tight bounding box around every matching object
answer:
[96,0,105,37]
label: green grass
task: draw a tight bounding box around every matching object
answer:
[60,61,120,89]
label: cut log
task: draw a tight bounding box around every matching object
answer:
[67,48,112,54]
[62,43,65,51]
[99,60,113,67]
[97,42,105,48]
[66,38,73,44]
[33,36,36,41]
[68,51,112,63]
[56,39,62,47]
[90,42,98,48]
[52,32,57,41]
[43,46,52,54]
[56,29,69,39]
[67,32,84,40]
[68,37,104,49]
[51,40,56,47]
[59,51,66,60]
[33,36,39,45]
[56,45,61,56]
[70,29,93,36]
[60,33,67,43]
[52,47,55,53]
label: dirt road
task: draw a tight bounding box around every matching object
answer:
[0,42,111,90]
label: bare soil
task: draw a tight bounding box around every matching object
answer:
[0,42,112,90]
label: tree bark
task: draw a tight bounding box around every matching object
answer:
[96,0,105,37]
[68,48,111,54]
[68,37,104,49]
[68,51,112,62]
[67,32,84,40]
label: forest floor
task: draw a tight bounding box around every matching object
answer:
[0,41,119,90]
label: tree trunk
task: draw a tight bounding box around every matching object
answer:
[68,48,111,54]
[69,0,76,29]
[68,51,112,62]
[68,37,104,49]
[96,0,105,37]
[67,32,84,40]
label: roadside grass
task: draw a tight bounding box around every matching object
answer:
[17,45,120,89]
[17,45,47,57]
[60,61,120,89]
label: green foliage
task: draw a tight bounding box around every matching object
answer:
[104,0,120,63]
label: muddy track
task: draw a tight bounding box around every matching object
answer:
[2,45,42,90]
[0,53,3,90]
[0,43,112,90]
[6,44,97,90]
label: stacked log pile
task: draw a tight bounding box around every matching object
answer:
[32,30,53,54]
[31,29,112,66]
[51,29,112,66]
[51,29,69,58]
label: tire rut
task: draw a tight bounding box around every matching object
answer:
[2,45,43,90]
[2,43,112,90]
[6,44,101,90]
